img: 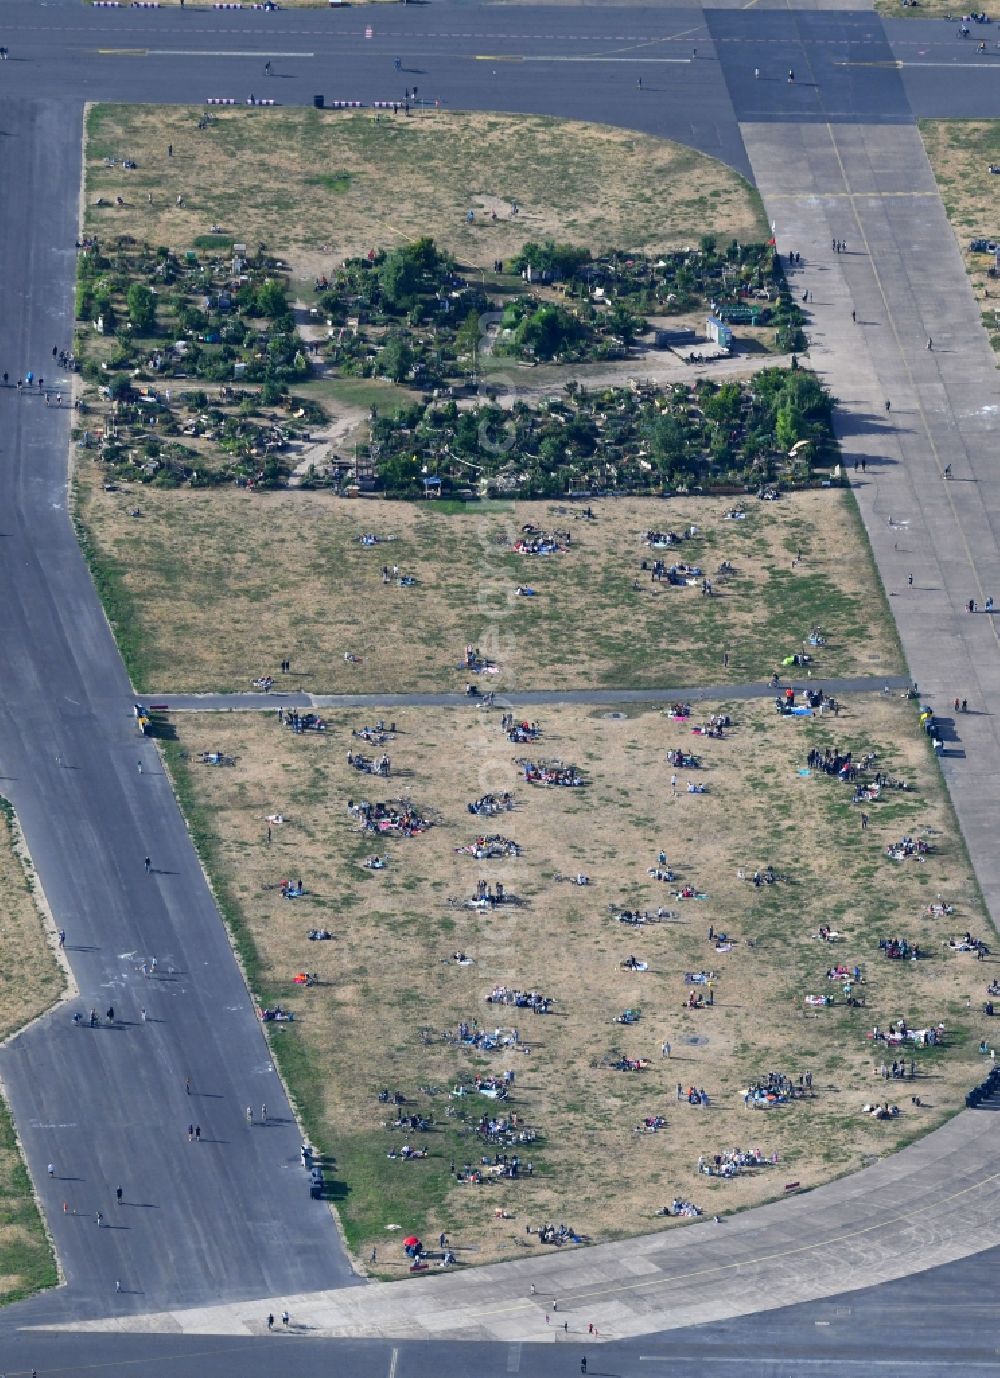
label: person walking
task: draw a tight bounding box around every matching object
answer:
[47,1163,55,1178]
[185,1077,191,1096]
[116,1185,123,1204]
[140,1007,147,1023]
[58,929,66,948]
[246,1105,254,1125]
[116,1279,122,1294]
[281,1311,290,1329]
[195,1125,201,1141]
[144,856,151,874]
[260,1103,267,1123]
[266,1313,274,1331]
[187,1124,194,1142]
[137,760,143,774]
[96,1210,104,1227]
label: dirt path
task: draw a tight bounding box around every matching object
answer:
[484,346,795,405]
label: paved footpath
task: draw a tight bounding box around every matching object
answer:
[143,676,911,714]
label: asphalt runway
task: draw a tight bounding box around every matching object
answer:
[2,0,1000,1373]
[0,5,995,175]
[0,97,356,1313]
[3,1241,1000,1378]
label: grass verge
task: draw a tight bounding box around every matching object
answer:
[0,800,64,1303]
[920,119,1000,354]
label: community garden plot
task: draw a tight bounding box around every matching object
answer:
[165,693,992,1271]
[74,487,902,693]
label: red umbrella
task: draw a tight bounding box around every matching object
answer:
[403,1235,420,1248]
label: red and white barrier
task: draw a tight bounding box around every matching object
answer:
[206,97,237,105]
[329,100,364,109]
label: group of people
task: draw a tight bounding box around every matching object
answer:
[880,936,922,960]
[467,792,514,816]
[515,758,584,787]
[349,798,430,835]
[277,707,326,733]
[456,834,519,859]
[698,1147,777,1178]
[886,836,930,860]
[511,525,571,555]
[869,1020,943,1047]
[347,750,391,776]
[485,985,553,1014]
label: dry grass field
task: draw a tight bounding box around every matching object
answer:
[84,105,766,281]
[921,120,1000,355]
[0,802,64,1303]
[74,483,904,693]
[164,695,992,1271]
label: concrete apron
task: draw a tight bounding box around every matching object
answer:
[38,1092,1000,1340]
[742,120,1000,928]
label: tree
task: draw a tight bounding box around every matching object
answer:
[700,381,743,431]
[376,241,447,314]
[456,310,482,367]
[514,304,583,361]
[775,399,804,452]
[379,335,414,383]
[510,241,591,280]
[255,280,288,319]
